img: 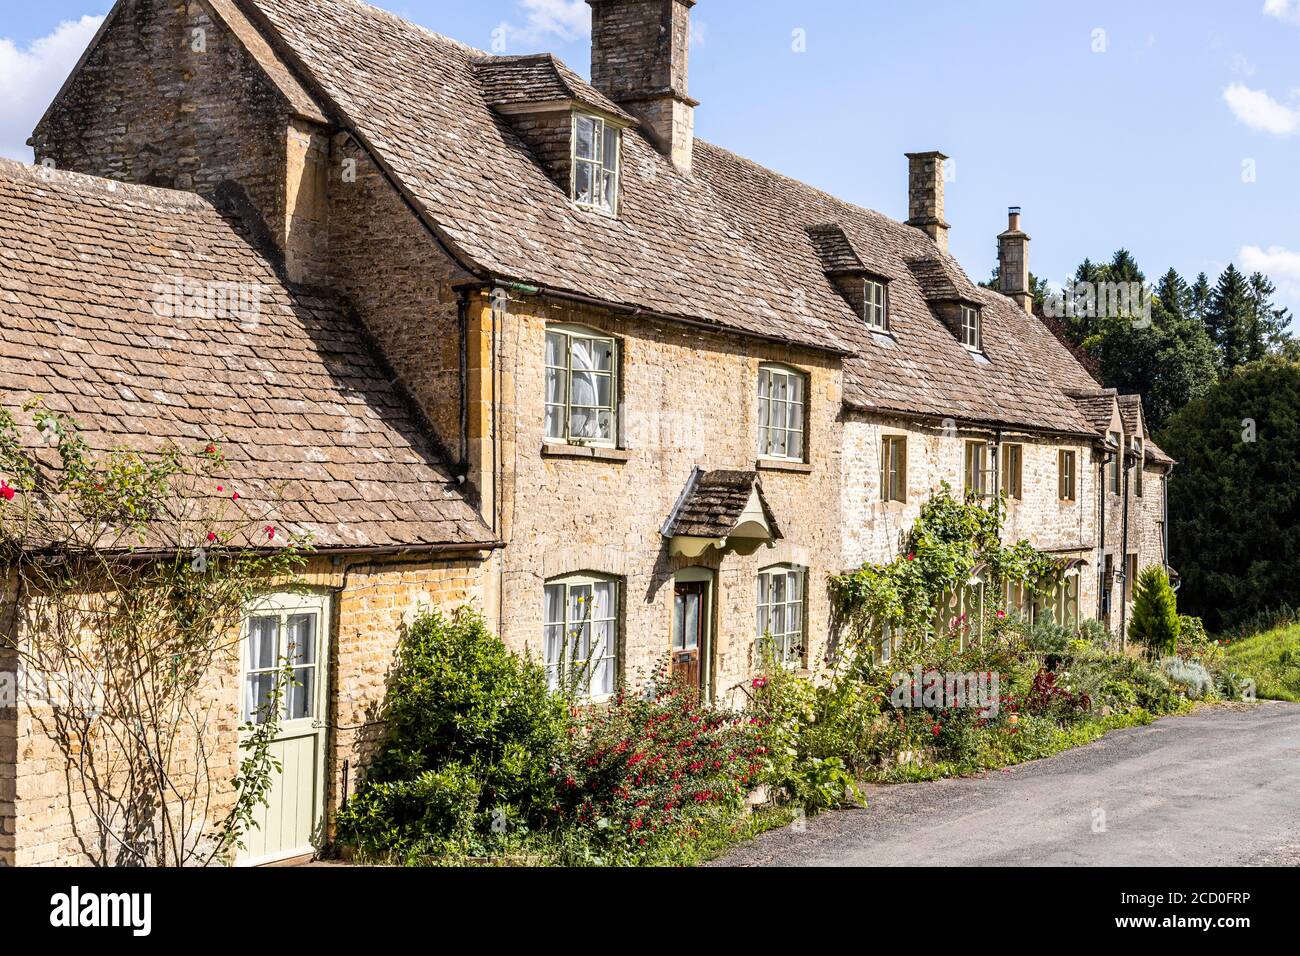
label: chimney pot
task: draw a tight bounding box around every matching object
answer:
[588,0,697,174]
[905,151,950,252]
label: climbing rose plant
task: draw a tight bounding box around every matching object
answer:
[0,400,308,866]
[830,484,1062,646]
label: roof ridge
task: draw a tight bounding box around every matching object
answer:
[0,157,216,211]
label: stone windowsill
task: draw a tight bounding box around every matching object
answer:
[541,442,631,463]
[756,457,813,474]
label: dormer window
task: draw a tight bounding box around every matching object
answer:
[960,305,982,351]
[573,112,620,215]
[864,278,888,331]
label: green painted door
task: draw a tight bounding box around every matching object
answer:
[237,593,329,866]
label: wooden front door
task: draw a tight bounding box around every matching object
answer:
[237,593,330,866]
[672,581,707,690]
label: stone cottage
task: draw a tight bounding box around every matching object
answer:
[0,0,1172,865]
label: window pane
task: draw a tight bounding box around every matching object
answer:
[545,365,566,404]
[545,404,565,440]
[287,667,314,720]
[544,584,565,626]
[545,331,565,368]
[247,616,277,670]
[575,116,597,160]
[285,613,316,666]
[591,338,614,371]
[593,372,613,408]
[544,623,563,669]
[592,580,614,620]
[601,170,617,211]
[244,673,276,724]
[575,160,594,204]
[595,410,614,441]
[602,126,619,172]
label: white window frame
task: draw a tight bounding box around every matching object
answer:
[1001,443,1023,500]
[960,305,982,351]
[864,278,888,331]
[964,440,989,497]
[545,324,618,447]
[756,564,806,667]
[572,111,620,215]
[881,434,907,502]
[757,363,807,462]
[241,592,329,727]
[543,573,619,700]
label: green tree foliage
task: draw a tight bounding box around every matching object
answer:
[1128,566,1181,656]
[1159,359,1300,631]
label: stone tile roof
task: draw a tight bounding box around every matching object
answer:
[244,0,850,356]
[0,159,494,550]
[241,0,1107,437]
[905,254,983,303]
[664,470,781,540]
[473,53,634,122]
[1117,394,1174,466]
[1068,388,1120,435]
[693,144,1104,435]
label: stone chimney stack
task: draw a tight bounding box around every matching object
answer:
[998,206,1032,313]
[905,151,950,252]
[588,0,698,174]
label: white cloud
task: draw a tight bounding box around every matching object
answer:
[496,0,591,50]
[1263,0,1300,24]
[0,16,104,161]
[1222,82,1300,136]
[1239,245,1300,318]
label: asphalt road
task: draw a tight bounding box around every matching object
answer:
[714,701,1300,866]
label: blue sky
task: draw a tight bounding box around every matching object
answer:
[3,0,1298,314]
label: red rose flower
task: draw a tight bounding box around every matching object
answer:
[0,481,14,502]
[264,525,275,540]
[206,532,217,543]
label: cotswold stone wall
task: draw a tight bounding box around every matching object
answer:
[2,554,489,866]
[481,291,844,704]
[0,572,18,866]
[325,136,472,466]
[841,414,1100,621]
[31,0,290,242]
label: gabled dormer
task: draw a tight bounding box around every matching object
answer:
[474,53,636,216]
[906,254,987,355]
[805,224,894,334]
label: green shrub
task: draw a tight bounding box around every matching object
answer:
[1026,619,1074,656]
[1129,566,1181,656]
[749,654,871,808]
[551,674,764,863]
[1158,657,1215,700]
[337,608,568,860]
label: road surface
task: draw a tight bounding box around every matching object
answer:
[715,701,1300,866]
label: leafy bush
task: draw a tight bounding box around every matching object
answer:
[1129,566,1181,656]
[1025,668,1092,722]
[1158,657,1215,700]
[748,655,870,809]
[550,675,764,863]
[337,608,568,860]
[1026,619,1074,656]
